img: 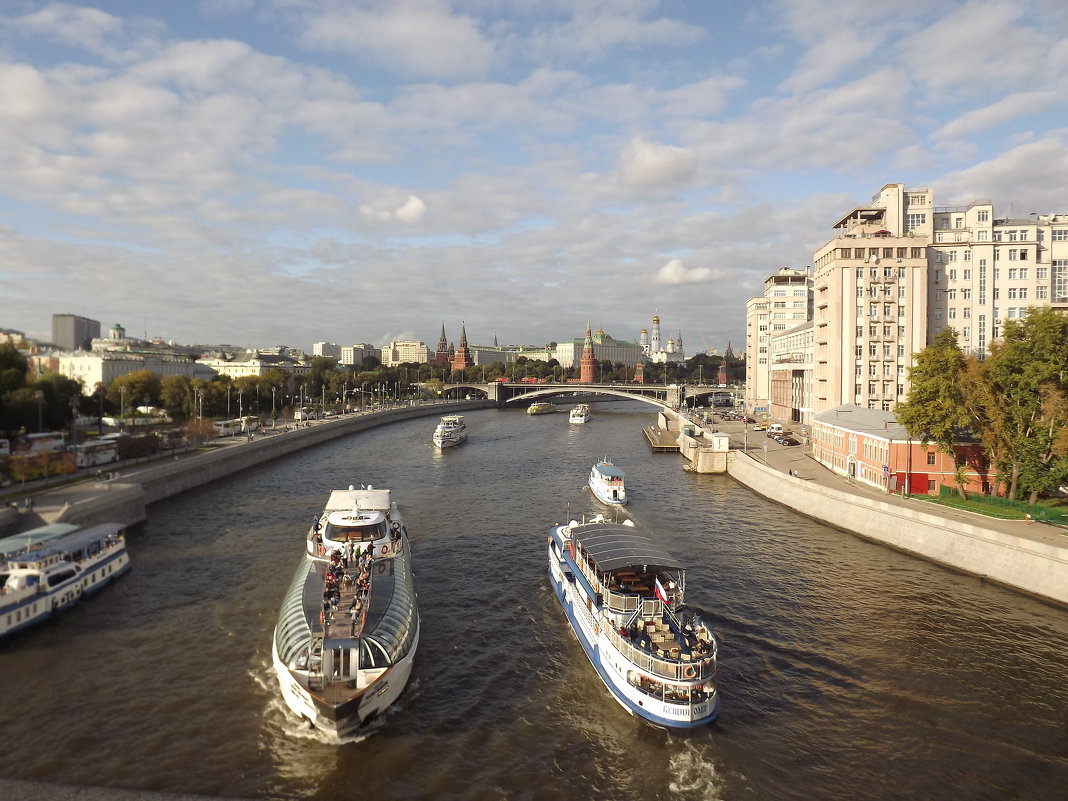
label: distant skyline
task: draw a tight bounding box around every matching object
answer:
[3,1,1068,352]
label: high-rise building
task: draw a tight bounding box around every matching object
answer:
[744,267,812,418]
[52,314,100,351]
[313,342,341,358]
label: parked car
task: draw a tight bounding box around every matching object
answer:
[751,423,766,431]
[779,436,800,446]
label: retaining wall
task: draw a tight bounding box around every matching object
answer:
[727,449,1068,606]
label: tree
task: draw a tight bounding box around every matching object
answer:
[981,308,1068,502]
[896,327,971,498]
[107,370,163,413]
[161,375,193,419]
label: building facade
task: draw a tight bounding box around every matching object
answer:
[555,329,643,369]
[52,314,100,351]
[381,341,429,366]
[340,344,380,366]
[745,267,812,418]
[313,342,342,358]
[59,351,205,388]
[810,405,992,496]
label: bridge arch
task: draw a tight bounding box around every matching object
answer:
[497,385,674,412]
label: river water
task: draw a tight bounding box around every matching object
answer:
[1,402,1065,801]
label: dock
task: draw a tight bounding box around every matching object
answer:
[643,425,679,452]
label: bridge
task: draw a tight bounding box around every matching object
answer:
[434,382,738,410]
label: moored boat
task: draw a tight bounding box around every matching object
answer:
[568,404,592,424]
[272,485,419,738]
[432,415,467,448]
[0,522,130,639]
[527,401,558,415]
[547,516,720,728]
[589,457,627,505]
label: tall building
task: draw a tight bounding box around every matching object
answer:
[313,342,341,358]
[381,341,429,366]
[52,314,100,351]
[745,267,812,417]
[808,182,1067,416]
[340,344,379,366]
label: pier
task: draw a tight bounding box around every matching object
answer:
[642,425,678,452]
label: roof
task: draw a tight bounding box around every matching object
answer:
[813,404,910,439]
[593,460,625,478]
[572,522,683,573]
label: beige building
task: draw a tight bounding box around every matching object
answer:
[745,267,812,418]
[381,341,429,366]
[197,351,311,379]
[768,320,814,427]
[340,344,380,366]
[59,350,204,389]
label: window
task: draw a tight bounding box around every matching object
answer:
[1052,230,1068,241]
[1008,288,1018,299]
[1037,286,1048,299]
[1008,268,1018,279]
[949,308,957,319]
[898,304,906,317]
[978,210,989,223]
[855,344,863,357]
[1008,230,1018,242]
[896,248,906,258]
[963,289,971,300]
[898,344,905,357]
[978,230,989,241]
[1037,267,1048,279]
[905,213,926,231]
[949,252,958,263]
[911,247,924,258]
[1009,249,1018,261]
[897,384,904,396]
[948,289,957,300]
[963,268,971,279]
[1020,249,1028,261]
[1019,268,1028,279]
[964,251,971,262]
[927,452,936,465]
[1019,288,1028,299]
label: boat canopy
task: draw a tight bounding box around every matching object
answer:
[572,523,683,573]
[594,462,625,479]
[0,523,80,557]
[4,522,123,563]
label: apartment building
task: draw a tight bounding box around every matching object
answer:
[381,341,429,366]
[340,344,380,366]
[744,267,812,419]
[810,183,1067,415]
[312,342,341,358]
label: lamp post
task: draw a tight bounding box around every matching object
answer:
[119,387,126,431]
[271,387,276,427]
[238,389,243,419]
[35,390,44,433]
[227,385,231,420]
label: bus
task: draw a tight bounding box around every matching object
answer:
[23,432,66,454]
[72,440,120,468]
[213,416,260,437]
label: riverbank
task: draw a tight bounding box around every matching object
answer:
[668,410,1068,607]
[0,400,492,534]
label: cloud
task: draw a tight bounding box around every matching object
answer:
[358,193,427,223]
[7,2,164,63]
[654,258,712,285]
[617,136,698,190]
[933,91,1055,141]
[299,0,496,79]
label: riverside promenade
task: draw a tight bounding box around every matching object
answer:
[685,412,1068,607]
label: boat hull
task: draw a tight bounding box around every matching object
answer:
[272,621,419,737]
[1,536,130,639]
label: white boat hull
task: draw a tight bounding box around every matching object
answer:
[272,622,419,737]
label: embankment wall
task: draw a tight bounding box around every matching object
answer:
[727,450,1068,606]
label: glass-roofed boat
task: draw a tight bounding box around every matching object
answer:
[272,485,419,738]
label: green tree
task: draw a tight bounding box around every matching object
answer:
[896,327,971,499]
[107,370,163,415]
[981,307,1068,502]
[160,375,193,419]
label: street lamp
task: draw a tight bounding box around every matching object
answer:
[271,387,276,427]
[119,387,126,431]
[35,390,44,433]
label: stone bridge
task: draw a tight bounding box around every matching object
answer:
[439,382,738,410]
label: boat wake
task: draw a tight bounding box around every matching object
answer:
[668,740,728,800]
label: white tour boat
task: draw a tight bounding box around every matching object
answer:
[568,404,592,424]
[526,401,558,415]
[272,485,419,737]
[1,521,130,639]
[589,457,627,505]
[432,415,467,448]
[547,516,720,729]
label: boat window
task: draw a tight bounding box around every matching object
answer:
[46,569,76,588]
[274,562,313,665]
[324,521,387,543]
[360,638,390,669]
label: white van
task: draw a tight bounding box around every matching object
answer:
[768,423,785,434]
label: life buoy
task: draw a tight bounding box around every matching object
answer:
[317,544,326,557]
[684,665,697,679]
[391,522,401,534]
[593,624,600,636]
[381,545,389,554]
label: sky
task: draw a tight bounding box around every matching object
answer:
[2,0,1068,355]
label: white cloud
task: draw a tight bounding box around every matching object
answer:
[8,2,164,63]
[299,0,495,79]
[933,91,1055,141]
[617,136,698,190]
[395,194,427,222]
[654,258,712,285]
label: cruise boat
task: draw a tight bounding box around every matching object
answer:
[0,522,130,639]
[432,415,467,448]
[272,486,419,737]
[527,401,558,415]
[547,516,720,729]
[589,458,627,505]
[568,404,592,424]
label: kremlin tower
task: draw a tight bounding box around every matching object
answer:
[450,322,474,373]
[579,321,597,383]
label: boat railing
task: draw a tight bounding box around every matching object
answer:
[603,625,716,683]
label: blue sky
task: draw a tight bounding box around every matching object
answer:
[2,0,1068,355]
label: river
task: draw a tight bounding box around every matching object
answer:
[1,402,1065,800]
